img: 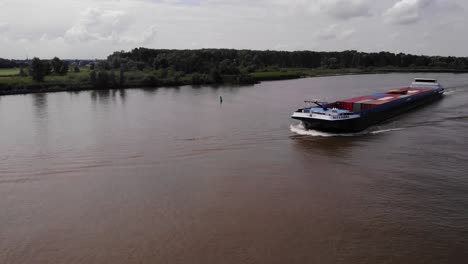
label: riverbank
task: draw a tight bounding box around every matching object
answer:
[250,67,468,81]
[1,67,467,96]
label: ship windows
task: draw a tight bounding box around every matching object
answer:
[414,79,436,83]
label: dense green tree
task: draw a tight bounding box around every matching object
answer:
[158,68,168,78]
[29,57,45,82]
[136,62,146,71]
[96,61,111,71]
[153,54,169,69]
[43,61,52,75]
[0,58,17,68]
[19,66,27,77]
[218,59,240,74]
[119,69,125,86]
[60,62,69,75]
[89,70,97,84]
[51,57,63,74]
[142,74,158,86]
[96,71,109,88]
[111,56,121,69]
[120,62,129,72]
[191,73,203,85]
[210,68,222,83]
[126,60,137,71]
[97,48,468,79]
[109,71,117,87]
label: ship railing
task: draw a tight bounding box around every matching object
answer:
[304,100,328,104]
[304,100,329,110]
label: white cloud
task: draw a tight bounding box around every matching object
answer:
[319,0,372,20]
[384,0,465,25]
[0,23,9,34]
[0,22,10,43]
[269,0,373,20]
[141,26,158,44]
[315,24,355,40]
[388,32,400,39]
[0,23,11,45]
[384,0,433,25]
[0,0,467,58]
[64,8,130,43]
[61,6,158,52]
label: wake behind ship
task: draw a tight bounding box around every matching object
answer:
[291,78,444,133]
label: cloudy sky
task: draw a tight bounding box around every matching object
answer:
[0,0,466,59]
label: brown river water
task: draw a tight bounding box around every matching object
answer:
[1,73,468,263]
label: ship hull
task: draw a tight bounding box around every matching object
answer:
[292,90,443,133]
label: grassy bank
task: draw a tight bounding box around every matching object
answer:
[249,67,468,81]
[0,68,19,76]
[249,68,370,81]
[1,67,467,96]
[0,67,205,95]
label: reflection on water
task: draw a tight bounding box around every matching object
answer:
[1,73,468,264]
[141,87,160,97]
[32,93,48,119]
[32,94,49,148]
[91,89,111,104]
[89,89,129,108]
[117,89,126,102]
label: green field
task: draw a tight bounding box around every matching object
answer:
[0,67,90,84]
[0,68,19,76]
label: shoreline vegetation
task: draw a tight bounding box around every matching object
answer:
[1,49,468,96]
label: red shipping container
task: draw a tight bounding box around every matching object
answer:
[341,95,375,103]
[336,101,353,111]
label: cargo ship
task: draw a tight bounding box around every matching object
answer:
[291,78,444,133]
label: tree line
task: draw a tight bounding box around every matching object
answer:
[106,48,468,74]
[27,57,81,81]
[0,58,17,68]
[3,49,468,73]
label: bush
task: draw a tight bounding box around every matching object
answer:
[192,73,203,85]
[142,75,159,86]
[96,71,109,88]
[209,69,222,83]
[89,70,96,84]
[60,63,69,75]
[236,74,255,84]
[158,69,168,78]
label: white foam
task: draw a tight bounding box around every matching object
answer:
[290,123,335,137]
[443,90,455,95]
[369,128,404,134]
[290,123,403,137]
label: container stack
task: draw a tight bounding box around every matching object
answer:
[335,87,432,112]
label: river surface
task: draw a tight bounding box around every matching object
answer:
[1,73,468,264]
